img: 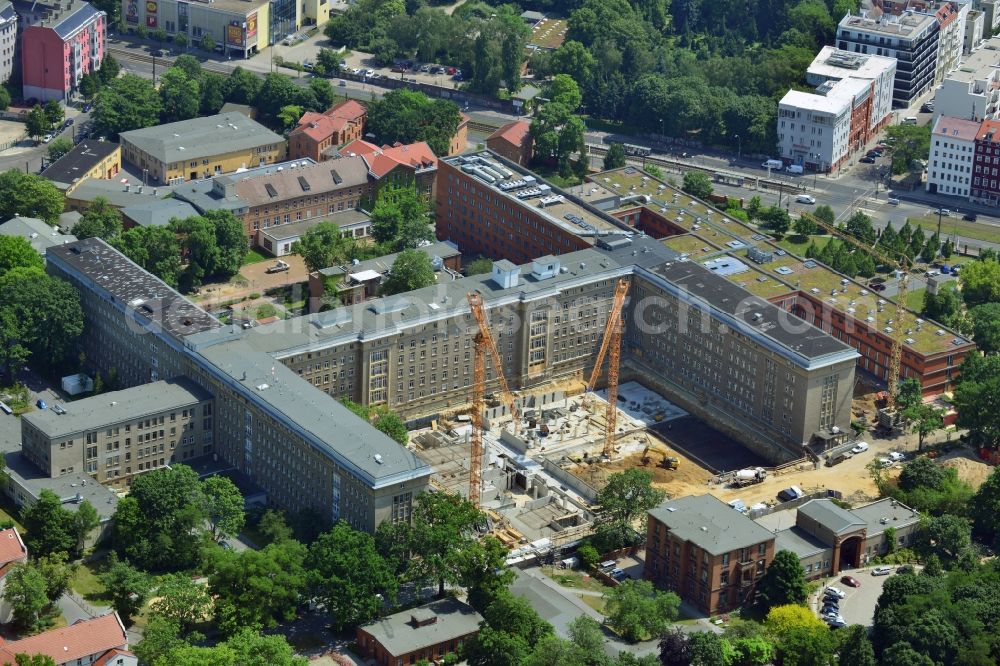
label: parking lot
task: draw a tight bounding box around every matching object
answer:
[814,566,906,628]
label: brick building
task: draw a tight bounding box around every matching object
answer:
[17,0,105,102]
[971,118,1000,204]
[449,112,469,155]
[357,599,482,666]
[288,100,367,162]
[486,120,533,165]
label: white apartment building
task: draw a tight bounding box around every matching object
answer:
[0,1,15,84]
[778,49,896,172]
[965,9,984,54]
[936,2,970,82]
[976,0,1000,33]
[933,36,1000,121]
[926,115,980,197]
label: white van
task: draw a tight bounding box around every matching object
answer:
[762,159,783,169]
[903,116,918,125]
[786,164,804,174]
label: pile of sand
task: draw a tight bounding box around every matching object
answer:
[942,456,994,490]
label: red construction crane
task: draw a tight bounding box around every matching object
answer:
[584,279,630,458]
[467,291,520,506]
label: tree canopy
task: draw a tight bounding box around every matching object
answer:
[93,74,162,137]
[366,89,462,157]
[0,170,64,223]
[381,249,436,295]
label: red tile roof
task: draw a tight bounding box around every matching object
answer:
[290,112,348,142]
[977,119,1000,144]
[488,120,531,149]
[0,528,26,568]
[325,99,367,123]
[3,613,128,664]
[338,139,438,178]
[93,647,136,666]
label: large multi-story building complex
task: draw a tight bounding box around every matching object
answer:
[934,2,968,82]
[46,239,432,531]
[119,112,286,185]
[41,139,120,189]
[289,100,367,162]
[645,495,921,614]
[486,120,533,166]
[435,153,636,264]
[332,139,438,192]
[587,166,975,397]
[971,118,1000,203]
[926,115,980,197]
[837,10,940,107]
[977,0,1000,32]
[21,379,213,486]
[0,2,15,85]
[778,48,896,171]
[16,0,105,102]
[645,495,777,615]
[124,0,269,58]
[932,36,1000,122]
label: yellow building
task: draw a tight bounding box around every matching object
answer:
[302,0,328,27]
[124,0,274,57]
[41,140,122,191]
[119,112,287,185]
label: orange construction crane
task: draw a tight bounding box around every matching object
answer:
[800,212,909,409]
[584,278,630,457]
[467,291,520,506]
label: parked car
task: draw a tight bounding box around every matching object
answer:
[841,575,861,588]
[921,102,934,112]
[777,486,804,502]
[36,399,47,410]
[447,66,456,75]
[850,441,869,454]
[872,566,893,576]
[887,451,906,462]
[963,212,977,221]
[825,586,846,599]
[266,260,290,274]
[860,156,877,164]
[887,197,900,205]
[364,69,375,77]
[453,73,463,81]
[51,403,66,415]
[391,64,406,73]
[42,134,53,143]
[821,607,840,618]
[339,80,347,87]
[870,283,887,292]
[796,194,816,204]
[82,103,92,112]
[896,565,914,574]
[937,208,951,217]
[150,49,164,57]
[420,64,431,72]
[877,457,894,468]
[826,616,848,628]
[351,68,361,75]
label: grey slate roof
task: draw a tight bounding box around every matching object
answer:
[360,598,482,657]
[649,494,776,555]
[119,113,284,164]
[41,140,118,186]
[51,1,101,38]
[59,211,82,233]
[171,178,247,214]
[774,526,829,559]
[797,499,866,535]
[0,216,76,253]
[648,260,860,369]
[21,379,210,439]
[847,497,921,537]
[316,240,460,278]
[46,239,220,340]
[67,178,176,207]
[121,198,199,228]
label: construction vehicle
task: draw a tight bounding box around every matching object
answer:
[466,291,520,507]
[640,444,680,469]
[801,212,910,417]
[731,467,766,487]
[583,279,630,458]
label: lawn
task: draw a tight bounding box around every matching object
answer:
[579,594,606,614]
[541,566,613,594]
[70,560,110,604]
[243,249,270,265]
[907,215,1000,246]
[907,287,927,311]
[775,234,832,257]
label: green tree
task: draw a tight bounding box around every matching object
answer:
[687,632,726,666]
[0,236,43,274]
[960,258,1000,307]
[922,285,962,328]
[2,564,49,630]
[199,73,227,115]
[846,210,877,246]
[43,100,64,127]
[149,573,214,631]
[201,475,245,541]
[759,205,791,236]
[881,643,935,666]
[757,549,808,610]
[223,629,308,666]
[159,67,201,123]
[206,540,307,634]
[99,55,121,84]
[456,535,513,612]
[465,625,531,666]
[682,171,714,200]
[25,106,50,141]
[898,456,945,492]
[173,32,188,47]
[547,74,583,111]
[0,272,83,374]
[885,124,932,175]
[255,73,302,122]
[837,624,876,666]
[482,591,553,646]
[93,74,162,137]
[0,170,65,223]
[172,54,202,81]
[70,500,99,554]
[902,403,944,450]
[604,143,627,170]
[970,466,1000,549]
[112,226,183,287]
[919,513,972,562]
[306,521,397,631]
[21,489,75,557]
[408,491,483,596]
[603,579,680,642]
[74,197,123,241]
[11,655,58,666]
[308,77,335,111]
[257,509,294,545]
[0,87,10,110]
[464,257,493,276]
[99,552,153,623]
[292,220,356,272]
[35,552,74,602]
[112,464,207,570]
[367,89,461,157]
[530,102,585,177]
[370,183,432,251]
[46,137,73,161]
[969,302,1000,354]
[894,377,923,413]
[200,34,216,53]
[277,104,304,131]
[382,249,436,295]
[594,469,665,549]
[135,615,186,665]
[373,409,408,445]
[813,204,835,226]
[793,215,817,236]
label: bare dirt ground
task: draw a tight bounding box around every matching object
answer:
[190,255,310,309]
[941,454,994,491]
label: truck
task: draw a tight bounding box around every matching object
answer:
[762,159,783,170]
[786,164,804,174]
[731,467,766,487]
[640,445,679,470]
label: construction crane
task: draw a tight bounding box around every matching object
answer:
[584,278,630,458]
[466,291,520,506]
[800,212,909,410]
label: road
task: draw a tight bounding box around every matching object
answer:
[0,108,92,175]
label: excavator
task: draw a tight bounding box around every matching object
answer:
[640,443,680,470]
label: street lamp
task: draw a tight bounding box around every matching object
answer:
[734,134,741,162]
